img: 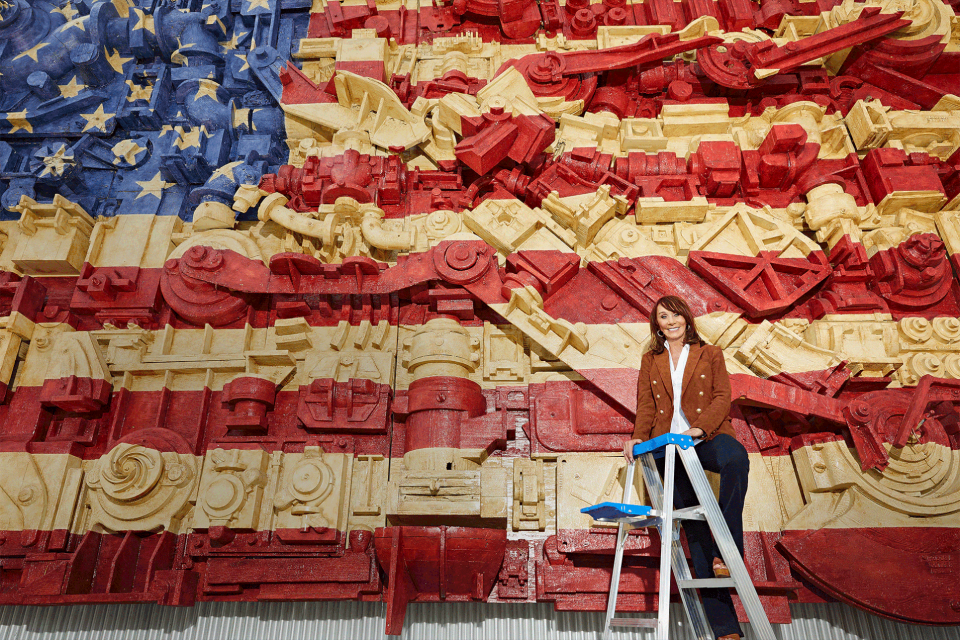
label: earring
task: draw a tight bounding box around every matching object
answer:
[657,330,664,338]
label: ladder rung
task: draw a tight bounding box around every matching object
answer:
[672,506,705,520]
[609,618,658,628]
[678,578,737,589]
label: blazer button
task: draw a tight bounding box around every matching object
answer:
[696,408,702,413]
[657,394,661,399]
[652,380,657,385]
[699,391,703,396]
[659,410,664,414]
[700,374,706,379]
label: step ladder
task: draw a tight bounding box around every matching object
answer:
[581,433,776,640]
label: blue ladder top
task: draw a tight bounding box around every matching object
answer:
[631,432,696,457]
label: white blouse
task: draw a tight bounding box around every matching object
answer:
[667,343,692,435]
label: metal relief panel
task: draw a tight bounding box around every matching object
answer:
[0,0,957,631]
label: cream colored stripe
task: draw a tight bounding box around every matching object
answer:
[0,448,387,537]
[17,322,398,393]
[556,449,959,533]
[4,444,958,537]
[19,312,951,397]
[786,441,960,529]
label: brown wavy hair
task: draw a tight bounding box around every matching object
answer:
[648,295,704,354]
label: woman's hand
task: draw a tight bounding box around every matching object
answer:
[623,438,644,463]
[681,428,705,438]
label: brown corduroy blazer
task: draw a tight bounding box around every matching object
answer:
[632,342,736,442]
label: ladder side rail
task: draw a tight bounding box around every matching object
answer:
[642,449,713,640]
[601,461,638,640]
[668,521,715,640]
[602,522,629,640]
[677,446,778,640]
[655,446,676,640]
[639,451,666,512]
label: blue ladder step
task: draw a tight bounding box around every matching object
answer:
[581,502,655,521]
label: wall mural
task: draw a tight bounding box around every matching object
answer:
[0,0,958,633]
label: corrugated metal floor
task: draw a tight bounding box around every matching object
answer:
[0,601,957,639]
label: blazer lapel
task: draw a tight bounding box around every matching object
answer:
[654,350,673,400]
[680,342,703,399]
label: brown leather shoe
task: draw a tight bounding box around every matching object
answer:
[712,557,730,578]
[716,635,740,639]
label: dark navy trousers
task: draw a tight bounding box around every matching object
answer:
[656,433,750,639]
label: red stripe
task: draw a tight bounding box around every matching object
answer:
[2,529,381,605]
[10,368,960,459]
[780,526,960,625]
[543,530,804,624]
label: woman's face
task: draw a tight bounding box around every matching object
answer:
[656,305,686,341]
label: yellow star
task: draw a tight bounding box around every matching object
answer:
[135,172,174,200]
[171,38,196,67]
[206,14,226,32]
[173,125,205,150]
[14,42,49,63]
[39,145,74,177]
[126,79,154,102]
[210,161,242,182]
[193,80,220,102]
[112,140,146,165]
[61,16,86,32]
[4,110,32,134]
[131,8,155,33]
[245,0,271,10]
[219,30,248,51]
[104,47,133,73]
[51,2,80,20]
[59,76,86,98]
[233,108,248,128]
[111,0,132,18]
[237,54,250,72]
[79,105,114,132]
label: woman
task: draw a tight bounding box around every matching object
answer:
[622,295,749,640]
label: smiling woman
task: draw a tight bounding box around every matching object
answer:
[622,295,750,640]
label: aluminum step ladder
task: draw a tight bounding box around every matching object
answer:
[581,433,776,640]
